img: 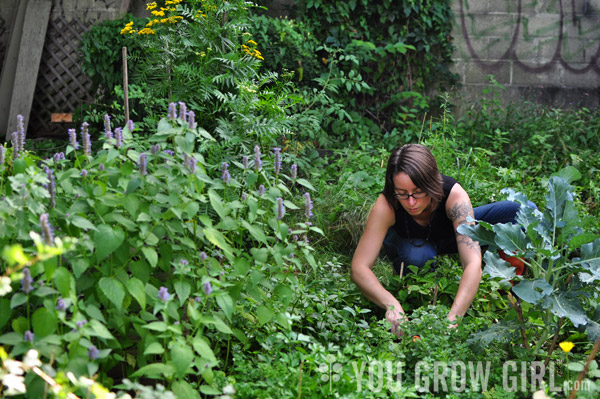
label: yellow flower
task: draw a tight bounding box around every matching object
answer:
[247,39,257,46]
[146,2,158,10]
[559,341,574,353]
[151,10,165,16]
[138,27,156,35]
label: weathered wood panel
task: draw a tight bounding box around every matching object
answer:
[4,0,52,140]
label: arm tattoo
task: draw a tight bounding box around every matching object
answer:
[447,200,473,226]
[448,201,481,253]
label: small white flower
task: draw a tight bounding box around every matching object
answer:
[2,373,26,395]
[222,384,236,395]
[2,360,23,376]
[0,276,12,296]
[23,350,41,368]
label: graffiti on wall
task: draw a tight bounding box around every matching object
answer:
[458,0,600,75]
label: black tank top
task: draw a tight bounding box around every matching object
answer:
[392,174,458,244]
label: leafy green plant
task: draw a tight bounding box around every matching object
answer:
[0,105,321,395]
[460,167,600,359]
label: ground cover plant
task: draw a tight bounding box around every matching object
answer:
[2,0,600,398]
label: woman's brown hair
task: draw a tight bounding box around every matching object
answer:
[382,144,444,211]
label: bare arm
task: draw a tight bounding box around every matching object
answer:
[351,195,406,334]
[446,184,482,322]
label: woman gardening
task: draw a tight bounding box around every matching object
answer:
[351,144,522,337]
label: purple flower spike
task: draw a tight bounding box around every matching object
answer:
[168,103,177,120]
[258,184,265,197]
[99,163,105,171]
[68,128,78,150]
[53,152,65,163]
[127,120,135,132]
[139,153,148,175]
[44,167,56,208]
[254,145,262,171]
[180,259,189,265]
[277,197,285,220]
[221,162,230,183]
[105,130,113,141]
[88,345,99,360]
[200,252,208,261]
[242,155,249,169]
[76,319,88,329]
[188,111,195,129]
[40,213,54,246]
[11,132,19,160]
[81,122,91,157]
[0,145,5,167]
[80,169,88,177]
[203,281,213,295]
[21,267,33,294]
[158,286,170,302]
[241,193,247,201]
[103,114,112,134]
[24,330,34,343]
[189,157,197,174]
[56,298,66,311]
[222,170,230,184]
[273,147,281,175]
[304,193,314,219]
[291,164,297,180]
[164,149,174,157]
[115,128,123,148]
[179,102,187,122]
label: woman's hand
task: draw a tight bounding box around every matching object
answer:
[386,307,407,338]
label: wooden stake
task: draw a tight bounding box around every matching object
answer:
[122,46,129,124]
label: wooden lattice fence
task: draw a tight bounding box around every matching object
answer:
[29,14,94,137]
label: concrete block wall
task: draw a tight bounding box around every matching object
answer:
[450,0,600,108]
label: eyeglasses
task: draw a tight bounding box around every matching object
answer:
[394,191,428,200]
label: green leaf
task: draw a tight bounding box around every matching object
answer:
[171,343,194,378]
[256,305,274,325]
[141,247,158,267]
[53,267,75,298]
[466,320,518,354]
[126,277,146,309]
[493,223,528,253]
[94,225,125,261]
[144,342,164,356]
[208,189,230,219]
[174,280,191,306]
[10,293,27,309]
[203,227,235,259]
[543,292,588,327]
[192,335,217,363]
[172,381,200,399]
[32,308,57,338]
[241,220,267,244]
[126,178,142,195]
[482,251,516,287]
[87,319,115,340]
[71,215,98,231]
[552,166,581,184]
[143,321,168,332]
[578,238,600,272]
[0,299,11,330]
[296,178,315,191]
[130,363,174,379]
[457,222,497,250]
[512,279,553,305]
[216,294,234,322]
[99,277,126,311]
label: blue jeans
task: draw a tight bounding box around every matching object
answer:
[383,200,523,275]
